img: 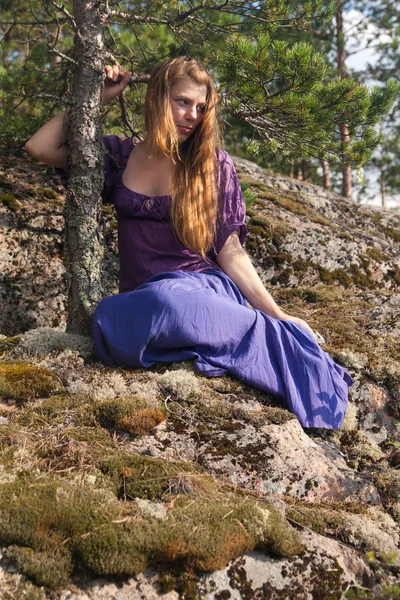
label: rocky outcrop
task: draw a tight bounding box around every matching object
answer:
[0,152,400,599]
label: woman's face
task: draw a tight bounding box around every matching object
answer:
[170,78,208,140]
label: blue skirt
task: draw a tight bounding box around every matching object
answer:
[93,270,352,429]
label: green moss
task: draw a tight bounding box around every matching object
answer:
[385,266,400,286]
[371,214,382,226]
[99,452,208,500]
[64,426,114,446]
[284,260,376,290]
[370,471,400,515]
[1,193,19,211]
[117,409,166,436]
[256,508,306,557]
[5,546,72,588]
[365,248,390,263]
[0,172,12,189]
[184,391,232,422]
[179,574,198,600]
[95,396,157,429]
[0,363,62,404]
[37,187,59,200]
[317,265,353,288]
[249,224,265,237]
[336,429,384,466]
[261,406,293,424]
[268,193,308,217]
[0,480,106,549]
[312,215,334,227]
[0,480,120,585]
[150,496,303,571]
[237,175,265,189]
[0,425,18,467]
[254,188,334,228]
[273,285,377,359]
[0,477,303,588]
[345,585,400,599]
[286,502,346,539]
[158,573,176,594]
[301,289,327,303]
[382,226,400,243]
[38,394,86,417]
[0,576,46,600]
[18,394,96,428]
[0,336,21,356]
[248,215,289,248]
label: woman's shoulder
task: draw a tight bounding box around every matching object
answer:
[103,135,134,169]
[215,147,234,166]
[215,148,237,186]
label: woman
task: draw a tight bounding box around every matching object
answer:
[25,56,352,429]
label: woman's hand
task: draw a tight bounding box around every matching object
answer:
[276,312,316,338]
[102,64,132,106]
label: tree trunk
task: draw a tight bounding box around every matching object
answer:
[380,168,386,208]
[340,123,352,199]
[64,1,105,334]
[320,159,331,190]
[295,159,303,180]
[336,1,352,199]
[301,160,310,181]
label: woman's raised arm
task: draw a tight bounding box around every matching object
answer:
[25,111,68,168]
[25,65,131,169]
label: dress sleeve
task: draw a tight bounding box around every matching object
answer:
[213,149,248,255]
[54,135,133,204]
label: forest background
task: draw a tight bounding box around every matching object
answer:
[1,0,399,207]
[0,0,399,331]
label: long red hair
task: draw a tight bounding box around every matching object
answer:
[144,57,221,258]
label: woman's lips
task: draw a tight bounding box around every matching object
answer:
[178,126,193,134]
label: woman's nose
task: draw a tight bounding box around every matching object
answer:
[185,105,197,120]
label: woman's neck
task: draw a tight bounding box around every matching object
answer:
[140,138,169,161]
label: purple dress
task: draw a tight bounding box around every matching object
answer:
[57,135,352,429]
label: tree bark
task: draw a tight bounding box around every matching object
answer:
[336,1,353,199]
[320,159,331,190]
[301,160,310,181]
[294,158,303,180]
[340,123,352,199]
[380,167,386,208]
[64,1,105,334]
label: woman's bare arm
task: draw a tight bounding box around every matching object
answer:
[24,66,131,168]
[25,111,68,168]
[217,231,315,336]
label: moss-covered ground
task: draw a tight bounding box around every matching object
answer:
[238,169,400,292]
[1,159,400,598]
[0,339,399,596]
[0,357,308,595]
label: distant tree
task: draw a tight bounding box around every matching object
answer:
[359,1,400,208]
[1,1,398,331]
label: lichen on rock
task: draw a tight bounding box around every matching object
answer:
[1,154,400,598]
